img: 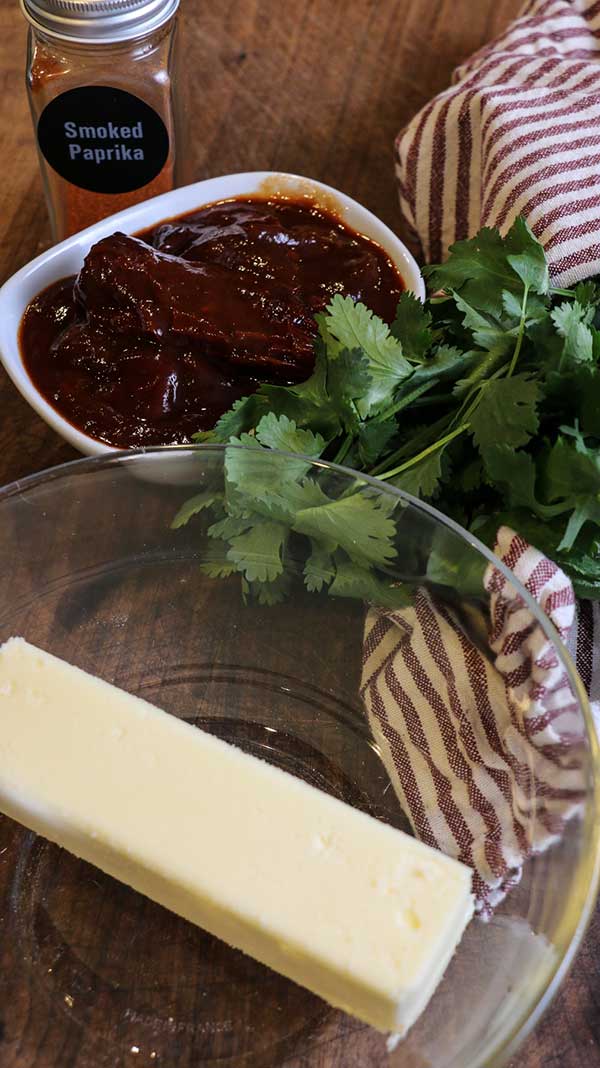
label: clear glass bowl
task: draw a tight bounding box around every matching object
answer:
[0,446,598,1068]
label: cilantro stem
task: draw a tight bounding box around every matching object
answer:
[332,433,354,466]
[410,391,455,408]
[461,384,488,425]
[369,414,453,477]
[451,359,511,431]
[507,282,530,377]
[452,381,484,429]
[375,423,470,482]
[373,380,434,423]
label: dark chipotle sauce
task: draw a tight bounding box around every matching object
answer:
[20,196,405,447]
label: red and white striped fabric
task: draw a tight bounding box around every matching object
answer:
[360,527,593,917]
[383,0,600,913]
[395,0,600,285]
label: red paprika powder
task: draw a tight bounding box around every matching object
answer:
[22,0,180,241]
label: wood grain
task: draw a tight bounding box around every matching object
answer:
[1,1,598,1065]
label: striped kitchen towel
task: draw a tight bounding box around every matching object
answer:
[395,0,600,285]
[382,0,600,915]
[361,527,597,916]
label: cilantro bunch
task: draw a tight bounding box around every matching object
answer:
[174,217,600,604]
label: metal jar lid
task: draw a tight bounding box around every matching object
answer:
[20,0,180,43]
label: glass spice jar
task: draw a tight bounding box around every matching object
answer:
[21,0,181,242]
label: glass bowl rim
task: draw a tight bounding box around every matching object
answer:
[1,442,599,1068]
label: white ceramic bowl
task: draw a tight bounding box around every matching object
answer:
[0,172,425,457]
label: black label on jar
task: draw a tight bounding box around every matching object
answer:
[37,86,170,195]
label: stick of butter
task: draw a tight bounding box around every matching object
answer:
[0,637,473,1034]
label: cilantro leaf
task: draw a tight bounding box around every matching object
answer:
[525,315,564,376]
[256,385,339,440]
[293,491,397,568]
[546,430,600,500]
[222,342,340,441]
[458,458,484,493]
[470,375,540,451]
[227,520,287,583]
[558,500,600,552]
[328,558,412,610]
[171,491,222,529]
[262,339,341,436]
[304,541,336,593]
[405,344,478,393]
[198,540,237,578]
[453,291,512,353]
[545,429,600,549]
[357,420,397,468]
[390,450,444,500]
[289,340,329,406]
[323,295,405,367]
[425,228,513,313]
[452,343,509,397]
[501,288,547,322]
[551,301,594,364]
[574,280,600,308]
[225,435,314,491]
[244,572,293,606]
[323,294,412,415]
[504,215,549,293]
[207,513,252,540]
[426,528,487,598]
[326,347,372,431]
[255,412,326,458]
[425,218,546,317]
[255,574,293,605]
[480,444,544,513]
[390,291,433,361]
[209,394,269,443]
[247,476,331,526]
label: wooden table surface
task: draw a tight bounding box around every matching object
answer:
[0,1,599,1066]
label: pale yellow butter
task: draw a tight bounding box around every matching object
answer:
[0,637,473,1034]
